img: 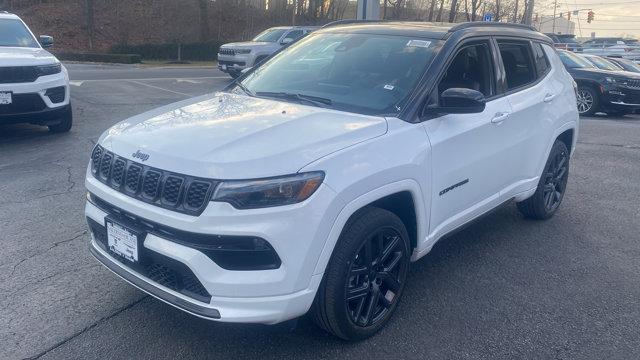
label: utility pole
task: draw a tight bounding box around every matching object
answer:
[552,0,557,33]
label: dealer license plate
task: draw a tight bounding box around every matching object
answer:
[106,220,139,262]
[221,64,227,71]
[0,92,12,105]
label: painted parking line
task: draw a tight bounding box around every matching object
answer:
[126,80,192,97]
[69,76,229,83]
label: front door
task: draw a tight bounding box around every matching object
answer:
[423,39,513,240]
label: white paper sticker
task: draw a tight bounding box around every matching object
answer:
[406,40,432,48]
[383,84,395,90]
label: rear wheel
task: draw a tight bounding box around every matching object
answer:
[48,105,73,133]
[517,140,570,220]
[312,207,410,341]
[576,86,599,116]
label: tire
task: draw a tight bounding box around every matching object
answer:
[517,140,570,220]
[48,105,73,133]
[229,71,240,79]
[576,86,599,116]
[311,207,410,341]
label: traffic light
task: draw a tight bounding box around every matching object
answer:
[587,10,594,23]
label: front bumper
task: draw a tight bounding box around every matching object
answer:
[85,169,340,324]
[602,85,640,110]
[217,53,254,73]
[0,70,70,124]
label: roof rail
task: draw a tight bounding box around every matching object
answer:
[320,19,384,29]
[449,21,536,32]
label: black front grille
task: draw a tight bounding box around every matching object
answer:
[0,93,47,115]
[627,79,640,89]
[0,66,39,83]
[90,145,218,216]
[89,194,282,271]
[218,48,235,56]
[87,217,211,302]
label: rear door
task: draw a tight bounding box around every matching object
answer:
[492,38,555,198]
[423,39,513,239]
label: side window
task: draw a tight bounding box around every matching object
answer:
[532,42,550,77]
[284,30,304,42]
[497,41,536,90]
[438,42,494,99]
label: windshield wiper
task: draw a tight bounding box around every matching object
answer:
[255,91,332,108]
[234,82,254,97]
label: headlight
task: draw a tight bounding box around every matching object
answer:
[605,77,628,85]
[36,63,62,77]
[235,49,251,54]
[211,172,324,209]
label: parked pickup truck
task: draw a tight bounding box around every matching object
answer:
[217,26,317,78]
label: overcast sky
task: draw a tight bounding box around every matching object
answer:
[539,0,640,38]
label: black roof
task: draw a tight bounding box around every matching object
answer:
[318,20,550,43]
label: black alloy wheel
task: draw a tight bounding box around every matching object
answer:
[345,227,406,327]
[517,140,570,219]
[312,207,410,340]
[541,145,568,213]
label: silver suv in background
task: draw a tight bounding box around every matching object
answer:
[217,26,317,78]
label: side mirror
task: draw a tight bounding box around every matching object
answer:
[281,38,294,45]
[39,35,54,48]
[427,88,486,115]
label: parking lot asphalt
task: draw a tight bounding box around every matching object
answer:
[1,64,639,360]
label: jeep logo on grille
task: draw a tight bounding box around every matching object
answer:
[132,150,150,162]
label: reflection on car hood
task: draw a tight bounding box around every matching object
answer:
[570,67,640,80]
[99,93,388,179]
[0,47,57,66]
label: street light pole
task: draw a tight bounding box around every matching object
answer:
[552,0,557,33]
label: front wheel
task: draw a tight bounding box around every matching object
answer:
[312,207,410,341]
[517,140,570,220]
[48,105,73,133]
[576,86,599,116]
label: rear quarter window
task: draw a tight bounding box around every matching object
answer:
[532,42,550,77]
[497,40,537,91]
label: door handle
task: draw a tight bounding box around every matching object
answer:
[490,112,510,124]
[543,93,556,102]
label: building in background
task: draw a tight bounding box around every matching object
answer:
[535,15,575,35]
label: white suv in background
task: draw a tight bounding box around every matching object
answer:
[217,26,317,77]
[86,22,578,341]
[0,12,72,132]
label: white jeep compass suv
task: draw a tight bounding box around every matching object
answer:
[86,21,579,340]
[217,26,317,78]
[0,12,72,132]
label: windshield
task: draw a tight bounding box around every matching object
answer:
[584,56,623,71]
[236,32,441,115]
[557,51,594,69]
[253,28,287,43]
[558,36,578,44]
[0,19,39,48]
[615,58,640,72]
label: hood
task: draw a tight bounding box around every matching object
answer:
[222,41,275,49]
[99,93,388,179]
[0,47,58,67]
[570,66,640,80]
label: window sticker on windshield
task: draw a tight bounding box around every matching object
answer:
[384,84,395,90]
[406,40,431,48]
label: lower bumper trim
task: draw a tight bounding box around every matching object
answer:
[90,244,221,319]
